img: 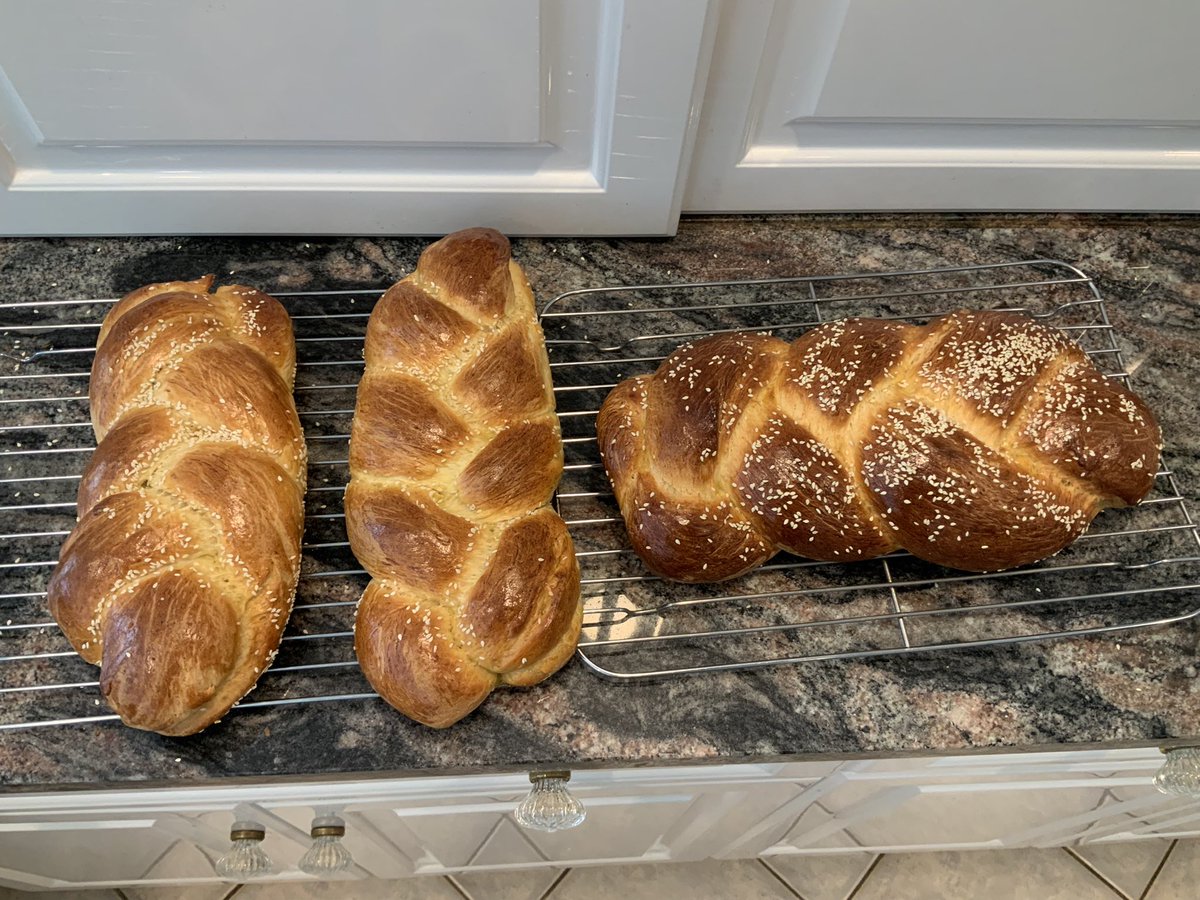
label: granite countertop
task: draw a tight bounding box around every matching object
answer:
[0,213,1198,792]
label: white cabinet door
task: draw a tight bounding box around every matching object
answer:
[0,753,1178,888]
[0,764,807,888]
[1078,781,1200,844]
[685,0,1200,212]
[0,0,717,235]
[0,812,197,890]
[269,766,825,878]
[723,750,1178,858]
[347,792,714,875]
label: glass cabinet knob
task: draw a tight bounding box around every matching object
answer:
[1155,747,1200,797]
[214,821,272,880]
[514,770,586,832]
[299,815,354,877]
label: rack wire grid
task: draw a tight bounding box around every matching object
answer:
[1,259,1198,730]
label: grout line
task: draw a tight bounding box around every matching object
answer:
[1139,839,1178,900]
[1063,847,1134,899]
[758,857,807,900]
[134,840,181,887]
[844,855,883,900]
[539,868,571,900]
[444,874,472,900]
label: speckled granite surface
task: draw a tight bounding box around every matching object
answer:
[0,213,1197,791]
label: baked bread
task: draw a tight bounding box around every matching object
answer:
[47,276,306,736]
[598,310,1161,580]
[347,228,581,729]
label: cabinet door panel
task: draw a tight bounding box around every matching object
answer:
[1083,784,1200,842]
[526,794,705,862]
[0,815,179,888]
[0,0,717,235]
[686,0,1200,212]
[1,2,541,145]
[820,783,1120,850]
[359,799,521,873]
[739,752,1175,856]
[135,840,224,884]
[356,792,710,873]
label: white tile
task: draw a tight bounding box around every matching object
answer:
[1073,839,1171,899]
[394,812,504,870]
[833,784,1112,849]
[764,853,876,900]
[1146,839,1200,899]
[550,860,796,900]
[528,798,700,863]
[0,892,121,899]
[449,816,563,898]
[122,839,228,899]
[124,888,231,900]
[852,848,1118,900]
[472,820,552,867]
[779,803,864,852]
[233,874,462,900]
[452,867,563,900]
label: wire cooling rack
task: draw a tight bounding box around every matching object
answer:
[0,260,1197,730]
[548,261,1200,679]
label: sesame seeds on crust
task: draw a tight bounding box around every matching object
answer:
[597,310,1161,578]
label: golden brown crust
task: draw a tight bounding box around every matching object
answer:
[365,281,479,375]
[598,310,1162,578]
[460,510,581,672]
[1015,357,1159,505]
[99,570,241,735]
[453,324,554,426]
[49,492,197,666]
[47,278,304,736]
[96,276,215,347]
[735,414,893,561]
[782,318,916,420]
[918,310,1082,427]
[458,419,562,518]
[347,228,581,729]
[644,333,783,491]
[354,583,497,730]
[76,407,176,515]
[348,372,471,479]
[861,401,1094,571]
[345,481,474,595]
[415,226,514,320]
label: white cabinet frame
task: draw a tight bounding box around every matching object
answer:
[0,0,719,235]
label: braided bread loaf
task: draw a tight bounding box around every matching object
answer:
[598,311,1161,581]
[347,228,581,729]
[47,276,306,736]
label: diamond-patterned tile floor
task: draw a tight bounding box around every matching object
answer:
[2,839,1193,899]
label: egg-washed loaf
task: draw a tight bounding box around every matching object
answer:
[597,310,1161,581]
[346,227,581,729]
[47,276,306,735]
